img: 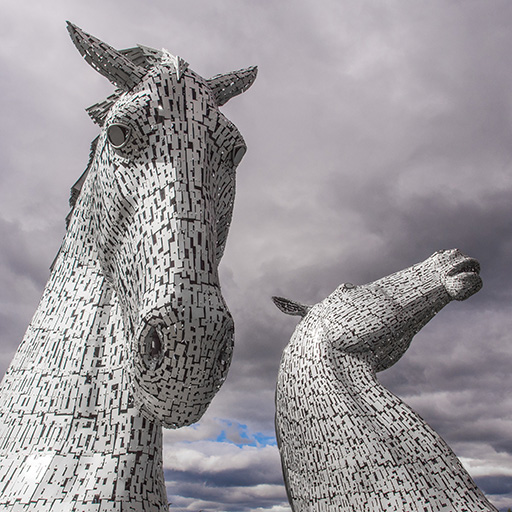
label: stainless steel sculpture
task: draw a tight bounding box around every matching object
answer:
[0,23,256,510]
[274,249,497,512]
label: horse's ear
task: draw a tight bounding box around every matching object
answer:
[67,22,146,90]
[207,66,258,106]
[272,296,311,318]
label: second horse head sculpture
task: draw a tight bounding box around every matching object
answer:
[274,249,497,511]
[0,23,256,510]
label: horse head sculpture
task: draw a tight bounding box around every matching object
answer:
[274,249,497,511]
[66,23,256,427]
[0,24,256,510]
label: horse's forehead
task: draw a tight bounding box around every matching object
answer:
[160,50,189,79]
[322,283,398,317]
[105,67,215,127]
[144,60,209,95]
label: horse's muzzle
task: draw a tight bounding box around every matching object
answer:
[132,285,234,427]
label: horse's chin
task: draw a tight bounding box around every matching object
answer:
[444,272,483,301]
[134,379,217,428]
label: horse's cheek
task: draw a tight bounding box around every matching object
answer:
[90,169,135,287]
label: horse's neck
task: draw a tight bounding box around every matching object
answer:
[278,321,497,512]
[0,208,167,510]
[280,318,438,447]
[1,216,106,395]
[281,326,460,462]
[2,203,113,389]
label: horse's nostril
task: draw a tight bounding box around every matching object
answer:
[217,348,229,373]
[216,335,233,379]
[142,326,164,370]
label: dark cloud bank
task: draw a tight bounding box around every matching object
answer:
[1,0,511,510]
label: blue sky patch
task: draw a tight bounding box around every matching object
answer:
[214,420,277,447]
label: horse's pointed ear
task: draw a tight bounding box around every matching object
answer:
[272,296,311,318]
[67,22,146,91]
[207,66,258,106]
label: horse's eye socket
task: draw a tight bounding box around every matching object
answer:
[232,145,246,166]
[107,124,130,148]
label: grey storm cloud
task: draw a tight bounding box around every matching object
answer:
[1,0,512,510]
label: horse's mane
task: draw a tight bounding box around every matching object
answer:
[66,46,164,228]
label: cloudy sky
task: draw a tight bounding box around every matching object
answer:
[1,1,512,511]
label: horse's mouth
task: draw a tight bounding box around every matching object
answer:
[447,258,481,277]
[443,256,482,301]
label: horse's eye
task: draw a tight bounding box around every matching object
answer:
[232,144,246,166]
[107,124,130,148]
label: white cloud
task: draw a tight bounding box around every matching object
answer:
[460,452,512,478]
[164,440,288,511]
[164,440,282,477]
